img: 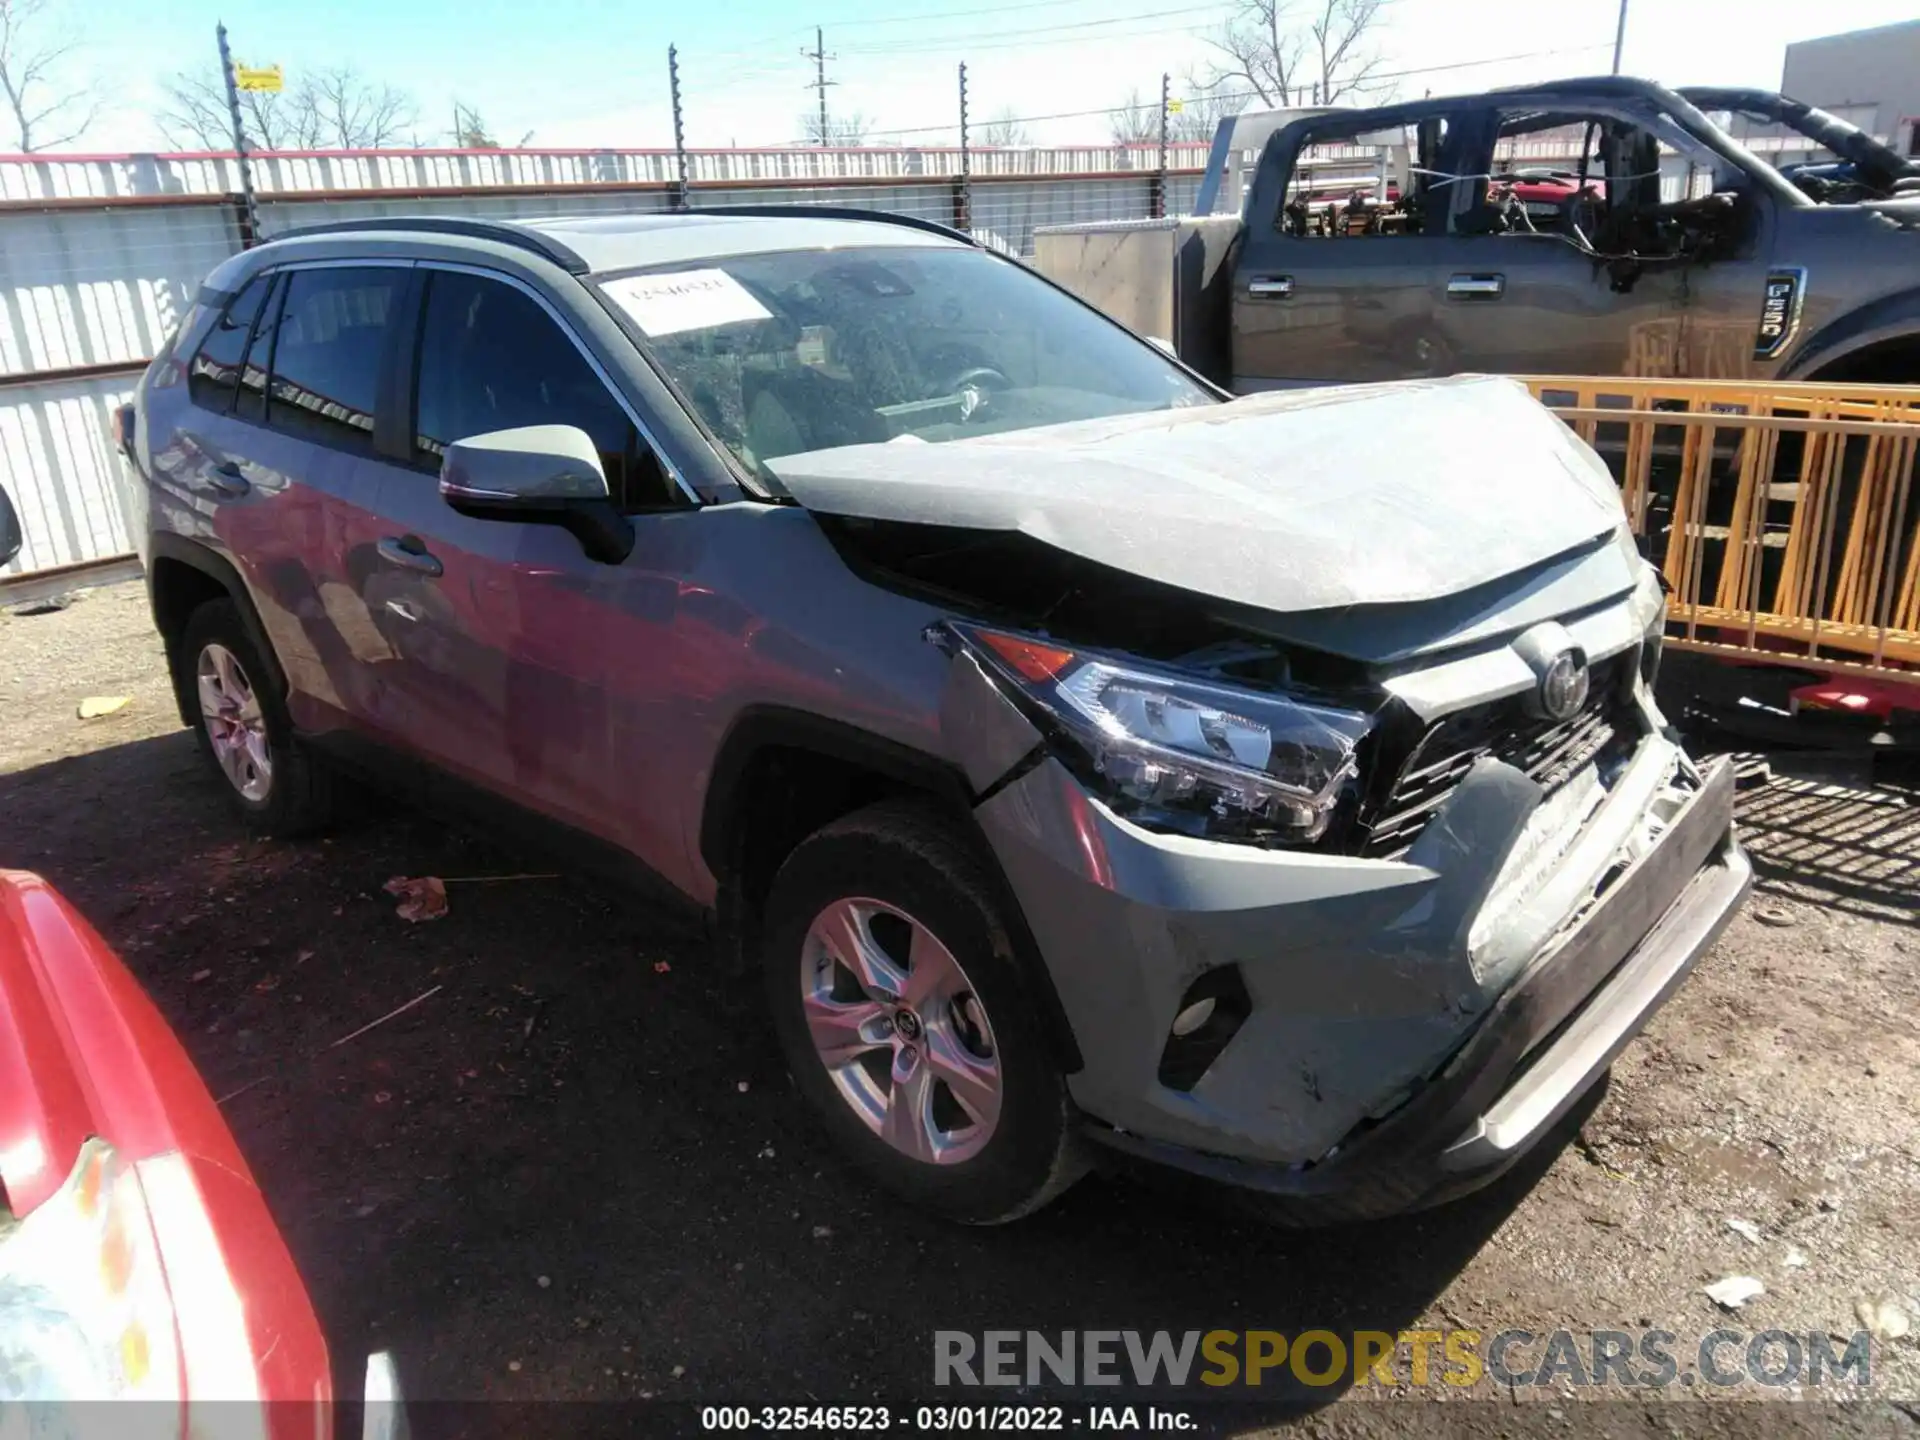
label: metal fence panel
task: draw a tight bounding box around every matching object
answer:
[0,372,138,576]
[0,204,237,375]
[970,176,1157,256]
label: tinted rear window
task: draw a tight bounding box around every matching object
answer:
[267,267,401,452]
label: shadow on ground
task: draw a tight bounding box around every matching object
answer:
[1735,777,1920,926]
[0,732,1570,1423]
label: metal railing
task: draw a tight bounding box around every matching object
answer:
[1524,377,1920,680]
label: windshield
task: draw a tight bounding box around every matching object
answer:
[594,244,1214,484]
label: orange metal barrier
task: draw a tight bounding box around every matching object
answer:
[1522,378,1920,681]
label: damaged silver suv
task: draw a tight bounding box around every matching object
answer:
[127,208,1750,1224]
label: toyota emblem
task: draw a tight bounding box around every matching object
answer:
[1539,651,1590,722]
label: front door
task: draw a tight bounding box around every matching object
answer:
[365,264,690,856]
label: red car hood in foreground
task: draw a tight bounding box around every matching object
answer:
[0,870,331,1433]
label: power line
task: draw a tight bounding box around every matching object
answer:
[839,3,1232,54]
[832,40,1618,142]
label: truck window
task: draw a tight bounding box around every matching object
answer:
[1457,109,1746,268]
[1275,117,1449,238]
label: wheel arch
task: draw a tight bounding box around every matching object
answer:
[1785,290,1920,383]
[147,535,286,727]
[700,707,1083,1072]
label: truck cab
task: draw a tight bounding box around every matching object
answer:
[1038,77,1920,389]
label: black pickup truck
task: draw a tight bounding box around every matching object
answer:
[1034,77,1920,389]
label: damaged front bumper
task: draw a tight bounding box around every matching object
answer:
[969,671,1750,1219]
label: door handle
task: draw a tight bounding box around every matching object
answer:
[377,536,443,578]
[1247,275,1294,299]
[206,461,250,498]
[1447,273,1506,300]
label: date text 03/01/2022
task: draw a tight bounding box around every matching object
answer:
[699,1405,1196,1431]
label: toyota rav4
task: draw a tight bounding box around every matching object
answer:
[125,208,1750,1224]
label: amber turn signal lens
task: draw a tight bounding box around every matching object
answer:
[979,630,1074,682]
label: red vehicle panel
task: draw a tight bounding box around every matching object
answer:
[0,870,333,1431]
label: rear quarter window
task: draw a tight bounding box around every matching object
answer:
[187,276,270,413]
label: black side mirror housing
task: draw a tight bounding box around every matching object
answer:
[438,424,634,564]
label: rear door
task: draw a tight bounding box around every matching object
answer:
[365,264,692,852]
[176,261,410,738]
[1232,111,1462,386]
[226,262,413,736]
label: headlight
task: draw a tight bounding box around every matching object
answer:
[0,1139,182,1411]
[939,621,1376,845]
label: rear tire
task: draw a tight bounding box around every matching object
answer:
[762,800,1084,1224]
[180,599,333,837]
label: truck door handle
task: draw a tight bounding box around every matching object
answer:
[1247,275,1294,299]
[1447,273,1506,299]
[206,461,250,498]
[377,536,443,578]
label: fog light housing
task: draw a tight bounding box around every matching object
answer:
[1157,967,1251,1091]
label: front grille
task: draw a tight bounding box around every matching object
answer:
[1356,653,1639,860]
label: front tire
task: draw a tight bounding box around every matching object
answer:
[762,800,1083,1224]
[180,599,333,837]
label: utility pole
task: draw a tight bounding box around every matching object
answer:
[956,62,971,233]
[215,23,261,247]
[668,45,689,210]
[1611,0,1629,74]
[1154,71,1170,219]
[803,26,837,146]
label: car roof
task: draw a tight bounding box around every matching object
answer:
[522,211,965,274]
[251,210,969,283]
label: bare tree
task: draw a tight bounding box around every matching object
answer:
[1302,0,1385,105]
[304,67,414,148]
[979,106,1028,147]
[158,68,312,150]
[452,101,496,148]
[0,0,100,151]
[797,109,871,145]
[158,64,416,151]
[1109,87,1162,146]
[1202,0,1386,109]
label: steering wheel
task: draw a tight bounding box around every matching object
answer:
[940,365,1012,423]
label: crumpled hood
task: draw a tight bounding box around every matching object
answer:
[768,376,1627,615]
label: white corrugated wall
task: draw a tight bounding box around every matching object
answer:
[1,374,139,576]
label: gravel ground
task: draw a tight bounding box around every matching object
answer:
[2,580,1917,1438]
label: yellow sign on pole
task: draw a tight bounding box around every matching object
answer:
[234,64,283,93]
[1166,99,1185,114]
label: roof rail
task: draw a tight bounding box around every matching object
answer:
[258,216,591,274]
[678,204,977,246]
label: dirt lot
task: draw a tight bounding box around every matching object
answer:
[2,580,1918,1436]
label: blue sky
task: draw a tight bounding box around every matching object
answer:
[58,0,1920,152]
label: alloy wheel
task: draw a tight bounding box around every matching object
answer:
[799,897,1002,1165]
[195,643,273,802]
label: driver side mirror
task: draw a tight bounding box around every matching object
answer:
[0,484,22,569]
[438,425,634,564]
